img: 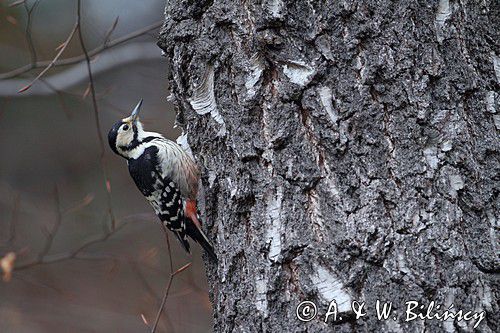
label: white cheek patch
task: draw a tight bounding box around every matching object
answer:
[116,127,135,148]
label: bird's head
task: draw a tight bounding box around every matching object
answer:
[108,99,145,158]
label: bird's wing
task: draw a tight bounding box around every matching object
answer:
[154,138,200,200]
[128,144,191,251]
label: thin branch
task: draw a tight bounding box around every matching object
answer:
[76,0,103,154]
[18,21,78,93]
[64,193,94,214]
[129,258,176,332]
[150,262,192,333]
[161,224,174,273]
[0,42,161,97]
[0,21,162,80]
[9,0,27,7]
[103,16,119,46]
[22,0,40,67]
[147,225,190,333]
[76,0,116,231]
[14,218,135,270]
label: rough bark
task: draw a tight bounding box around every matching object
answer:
[158,1,499,332]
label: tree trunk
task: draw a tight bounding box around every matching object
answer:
[158,1,499,332]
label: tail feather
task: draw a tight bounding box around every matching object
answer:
[173,230,191,254]
[186,217,218,262]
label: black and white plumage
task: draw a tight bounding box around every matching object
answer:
[108,100,217,261]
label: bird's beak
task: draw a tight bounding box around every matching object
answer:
[129,99,143,123]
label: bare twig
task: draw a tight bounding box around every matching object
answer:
[161,224,174,273]
[151,262,192,333]
[103,16,119,46]
[9,0,27,7]
[64,193,94,214]
[147,224,191,333]
[0,21,162,80]
[18,22,78,93]
[76,0,116,231]
[14,218,136,270]
[129,259,175,332]
[22,0,40,67]
[0,42,161,97]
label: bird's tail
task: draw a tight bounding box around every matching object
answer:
[173,230,191,254]
[186,217,218,262]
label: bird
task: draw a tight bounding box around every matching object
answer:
[108,99,217,261]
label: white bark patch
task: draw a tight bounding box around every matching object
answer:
[443,289,457,333]
[283,60,316,86]
[355,52,368,85]
[265,0,284,18]
[308,190,325,241]
[435,0,452,43]
[245,54,265,98]
[311,265,352,313]
[480,279,493,312]
[449,174,464,198]
[208,170,217,188]
[266,186,283,262]
[396,252,411,275]
[449,174,464,191]
[325,177,340,197]
[432,109,450,125]
[227,177,237,198]
[492,54,500,83]
[315,35,334,61]
[255,275,269,316]
[441,140,453,152]
[424,147,439,170]
[188,66,216,116]
[166,93,175,102]
[486,210,498,263]
[188,65,227,136]
[319,86,338,124]
[261,100,276,174]
[486,91,497,113]
[176,132,194,158]
[435,0,452,25]
[493,115,500,130]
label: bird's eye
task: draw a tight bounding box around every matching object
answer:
[123,124,129,131]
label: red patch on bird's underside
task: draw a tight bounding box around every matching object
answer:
[186,200,202,229]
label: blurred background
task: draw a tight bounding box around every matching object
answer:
[0,0,212,332]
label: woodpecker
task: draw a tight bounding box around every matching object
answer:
[108,100,217,261]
